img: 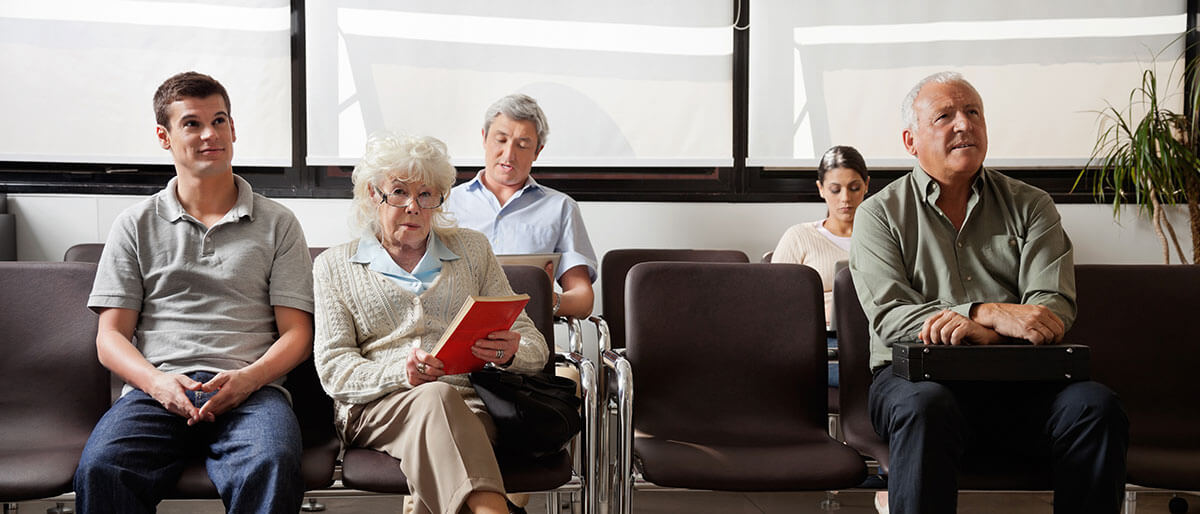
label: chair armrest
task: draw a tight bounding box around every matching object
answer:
[589,315,634,514]
[555,347,598,511]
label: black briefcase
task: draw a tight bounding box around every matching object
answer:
[892,342,1090,382]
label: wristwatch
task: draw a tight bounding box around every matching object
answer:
[552,292,561,315]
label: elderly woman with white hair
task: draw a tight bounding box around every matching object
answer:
[313,132,548,514]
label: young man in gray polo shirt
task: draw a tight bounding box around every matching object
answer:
[74,72,315,514]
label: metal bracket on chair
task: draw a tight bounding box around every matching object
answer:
[589,315,634,514]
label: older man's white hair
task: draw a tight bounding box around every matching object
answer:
[483,93,550,149]
[350,132,458,237]
[901,71,982,131]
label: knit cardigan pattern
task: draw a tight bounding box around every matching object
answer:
[313,228,548,429]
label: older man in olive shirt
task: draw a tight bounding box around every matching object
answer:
[849,71,1128,514]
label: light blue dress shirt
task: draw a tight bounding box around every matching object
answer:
[350,231,460,294]
[444,170,598,282]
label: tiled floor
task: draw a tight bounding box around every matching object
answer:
[8,490,1196,513]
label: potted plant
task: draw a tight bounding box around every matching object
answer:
[1078,46,1200,264]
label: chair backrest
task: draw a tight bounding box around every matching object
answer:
[63,243,105,263]
[832,267,890,471]
[0,262,107,500]
[1066,264,1200,488]
[601,249,749,349]
[502,264,556,371]
[626,262,828,442]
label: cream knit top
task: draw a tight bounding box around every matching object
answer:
[772,220,849,322]
[313,228,548,430]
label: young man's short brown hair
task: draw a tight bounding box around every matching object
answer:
[153,71,231,129]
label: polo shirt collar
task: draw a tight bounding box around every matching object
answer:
[155,174,256,223]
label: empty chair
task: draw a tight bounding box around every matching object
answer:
[599,249,749,350]
[0,262,107,502]
[1068,265,1200,511]
[339,264,598,512]
[617,262,865,510]
[63,243,105,263]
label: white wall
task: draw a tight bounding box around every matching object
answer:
[9,193,1192,266]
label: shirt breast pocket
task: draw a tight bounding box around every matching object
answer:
[981,234,1023,274]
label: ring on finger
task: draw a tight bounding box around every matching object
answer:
[416,363,426,374]
[496,349,504,359]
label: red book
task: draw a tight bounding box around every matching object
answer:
[431,294,531,375]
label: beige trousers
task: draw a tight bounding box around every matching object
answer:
[345,382,505,514]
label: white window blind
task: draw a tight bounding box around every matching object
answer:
[749,0,1187,168]
[0,0,292,166]
[305,1,734,167]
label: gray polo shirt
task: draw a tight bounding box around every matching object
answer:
[89,175,315,396]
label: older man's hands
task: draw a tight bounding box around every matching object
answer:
[973,303,1065,345]
[920,310,1003,346]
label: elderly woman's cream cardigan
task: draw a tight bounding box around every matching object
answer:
[313,227,548,431]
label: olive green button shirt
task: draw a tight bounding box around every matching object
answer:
[849,166,1076,370]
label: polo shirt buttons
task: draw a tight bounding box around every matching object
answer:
[956,242,963,248]
[965,275,973,282]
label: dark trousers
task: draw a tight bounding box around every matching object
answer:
[869,365,1128,514]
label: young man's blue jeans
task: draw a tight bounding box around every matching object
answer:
[74,371,303,514]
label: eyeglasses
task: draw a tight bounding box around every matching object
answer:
[374,185,444,210]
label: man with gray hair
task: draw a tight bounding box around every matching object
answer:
[445,93,598,318]
[849,71,1128,513]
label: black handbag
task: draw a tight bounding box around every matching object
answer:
[469,366,582,456]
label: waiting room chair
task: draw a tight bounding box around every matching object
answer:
[1067,264,1200,512]
[63,243,104,264]
[614,262,866,513]
[0,262,107,503]
[598,249,749,350]
[339,264,599,513]
[833,267,1054,490]
[61,243,341,496]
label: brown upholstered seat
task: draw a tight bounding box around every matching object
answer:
[63,242,105,263]
[0,262,107,502]
[1067,264,1200,491]
[339,264,596,508]
[600,249,749,350]
[623,262,865,494]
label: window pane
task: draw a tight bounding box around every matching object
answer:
[749,0,1186,167]
[306,0,733,167]
[0,0,292,166]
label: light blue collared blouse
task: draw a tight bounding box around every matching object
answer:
[350,231,460,294]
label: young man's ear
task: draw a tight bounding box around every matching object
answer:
[156,125,171,150]
[228,116,237,143]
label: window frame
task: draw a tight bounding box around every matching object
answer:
[0,0,1192,204]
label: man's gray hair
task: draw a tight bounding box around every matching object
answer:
[901,71,980,131]
[483,94,550,149]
